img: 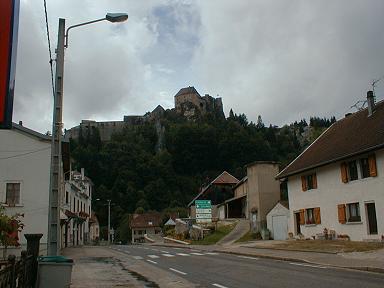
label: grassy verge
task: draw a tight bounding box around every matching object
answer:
[191,224,235,245]
[235,231,259,243]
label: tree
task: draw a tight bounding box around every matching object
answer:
[0,206,24,259]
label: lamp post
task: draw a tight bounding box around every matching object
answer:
[95,198,112,244]
[48,13,128,256]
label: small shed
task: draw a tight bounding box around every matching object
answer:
[266,202,289,240]
[164,218,176,226]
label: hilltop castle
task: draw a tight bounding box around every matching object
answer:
[65,86,225,142]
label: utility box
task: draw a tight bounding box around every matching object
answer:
[37,256,74,288]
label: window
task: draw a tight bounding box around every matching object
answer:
[65,192,69,204]
[347,203,361,222]
[360,158,370,179]
[6,183,20,206]
[301,173,317,191]
[347,160,358,181]
[306,208,315,225]
[340,154,377,183]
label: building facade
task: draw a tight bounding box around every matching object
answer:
[277,92,383,241]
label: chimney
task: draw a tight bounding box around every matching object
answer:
[81,168,85,180]
[367,91,375,116]
[18,121,22,126]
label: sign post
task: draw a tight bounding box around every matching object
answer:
[0,0,20,129]
[195,200,212,223]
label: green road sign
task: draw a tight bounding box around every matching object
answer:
[195,200,211,209]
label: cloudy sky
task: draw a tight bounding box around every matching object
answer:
[13,0,384,133]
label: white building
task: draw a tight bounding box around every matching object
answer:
[0,123,69,254]
[277,92,383,241]
[61,169,93,247]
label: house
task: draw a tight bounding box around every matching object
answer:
[188,171,239,219]
[130,212,162,243]
[0,123,69,255]
[277,91,383,241]
[60,169,93,247]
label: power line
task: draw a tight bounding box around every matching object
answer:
[0,147,50,160]
[43,0,55,97]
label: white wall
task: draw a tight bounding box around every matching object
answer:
[0,129,51,253]
[288,149,384,241]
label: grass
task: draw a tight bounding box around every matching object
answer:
[235,231,260,243]
[191,224,235,245]
[266,240,384,253]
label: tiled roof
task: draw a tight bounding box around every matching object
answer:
[130,212,162,228]
[211,171,240,185]
[277,100,384,178]
[175,86,200,97]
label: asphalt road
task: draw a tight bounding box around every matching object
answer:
[112,244,384,288]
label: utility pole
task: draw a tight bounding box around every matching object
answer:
[48,18,65,256]
[107,199,111,244]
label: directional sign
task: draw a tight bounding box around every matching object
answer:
[195,200,212,223]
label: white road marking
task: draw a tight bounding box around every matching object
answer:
[133,256,143,260]
[148,255,160,259]
[212,283,228,288]
[169,268,187,275]
[147,260,157,264]
[237,256,259,260]
[177,253,190,256]
[151,248,160,252]
[205,252,219,255]
[290,262,327,269]
[160,250,169,253]
[162,254,175,257]
[190,252,205,256]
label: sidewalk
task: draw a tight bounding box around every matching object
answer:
[152,241,384,273]
[62,246,196,288]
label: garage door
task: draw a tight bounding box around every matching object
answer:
[272,215,288,240]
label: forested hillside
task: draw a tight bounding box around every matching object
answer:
[69,109,335,241]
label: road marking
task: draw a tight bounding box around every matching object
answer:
[169,268,187,275]
[205,252,219,255]
[133,256,143,260]
[289,263,327,269]
[177,253,190,256]
[237,256,259,260]
[148,255,160,259]
[212,283,228,288]
[147,260,157,264]
[160,250,169,253]
[151,248,160,252]
[162,254,175,257]
[190,252,205,256]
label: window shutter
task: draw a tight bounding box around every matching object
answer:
[312,174,318,189]
[368,154,377,177]
[299,209,305,225]
[338,204,346,224]
[314,207,321,224]
[340,163,348,183]
[301,176,307,191]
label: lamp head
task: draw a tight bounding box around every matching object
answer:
[106,13,128,23]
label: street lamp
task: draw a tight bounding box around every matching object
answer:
[48,13,128,256]
[95,199,113,245]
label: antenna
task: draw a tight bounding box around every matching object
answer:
[371,75,384,101]
[350,100,366,111]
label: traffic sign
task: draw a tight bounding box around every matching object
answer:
[195,200,212,223]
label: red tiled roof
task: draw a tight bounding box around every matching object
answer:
[130,212,162,229]
[211,171,239,185]
[277,100,384,178]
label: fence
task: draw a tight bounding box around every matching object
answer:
[0,234,42,288]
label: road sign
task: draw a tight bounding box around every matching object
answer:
[0,0,20,129]
[195,200,212,223]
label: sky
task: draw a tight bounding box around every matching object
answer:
[12,0,384,133]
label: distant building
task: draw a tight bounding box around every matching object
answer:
[130,212,163,243]
[65,86,224,142]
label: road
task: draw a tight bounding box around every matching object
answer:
[111,244,384,288]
